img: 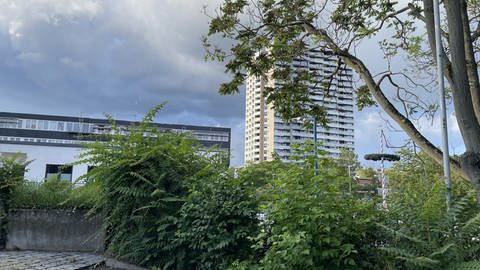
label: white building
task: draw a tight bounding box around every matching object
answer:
[244,49,355,163]
[0,112,231,182]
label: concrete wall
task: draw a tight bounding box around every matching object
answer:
[6,209,104,252]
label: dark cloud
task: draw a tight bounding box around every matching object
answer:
[0,0,246,165]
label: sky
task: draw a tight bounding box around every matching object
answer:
[0,0,465,168]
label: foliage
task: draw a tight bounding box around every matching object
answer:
[168,167,260,270]
[202,0,416,122]
[357,167,378,179]
[0,156,28,248]
[237,158,288,188]
[77,105,224,267]
[10,179,99,210]
[204,0,480,201]
[230,144,381,269]
[336,148,361,177]
[356,85,377,111]
[379,147,480,269]
[386,148,474,203]
[379,192,480,269]
[65,105,479,270]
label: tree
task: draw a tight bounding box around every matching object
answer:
[386,148,473,200]
[357,167,378,179]
[204,0,480,202]
[337,148,361,177]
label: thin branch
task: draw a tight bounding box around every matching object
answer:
[297,14,467,180]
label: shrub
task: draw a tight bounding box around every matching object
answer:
[0,156,28,248]
[230,143,381,269]
[77,105,217,267]
[379,147,480,269]
[11,179,99,210]
[170,168,260,270]
[379,191,480,269]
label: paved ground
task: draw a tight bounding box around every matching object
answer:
[0,251,104,270]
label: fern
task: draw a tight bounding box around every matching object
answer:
[379,191,480,269]
[462,212,480,233]
[75,106,217,267]
[446,261,480,270]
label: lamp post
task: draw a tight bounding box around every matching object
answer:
[433,0,452,211]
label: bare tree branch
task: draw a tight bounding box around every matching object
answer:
[297,15,467,180]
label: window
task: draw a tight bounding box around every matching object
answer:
[73,123,80,132]
[38,120,44,130]
[25,119,38,129]
[81,124,91,133]
[45,164,73,182]
[0,118,20,128]
[48,121,56,130]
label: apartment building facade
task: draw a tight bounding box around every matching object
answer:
[244,49,355,163]
[0,112,231,182]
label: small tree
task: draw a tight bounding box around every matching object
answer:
[336,148,361,177]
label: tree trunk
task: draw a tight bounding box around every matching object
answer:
[445,0,480,203]
[459,0,480,125]
[460,152,480,203]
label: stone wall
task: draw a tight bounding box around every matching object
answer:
[6,209,104,252]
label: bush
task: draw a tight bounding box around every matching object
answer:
[171,168,260,270]
[77,105,218,267]
[11,179,100,210]
[378,191,480,269]
[379,148,480,269]
[230,143,381,270]
[0,156,28,248]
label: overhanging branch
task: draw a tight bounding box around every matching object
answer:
[298,16,468,181]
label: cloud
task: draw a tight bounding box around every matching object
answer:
[415,112,461,140]
[354,107,466,167]
[0,0,237,118]
[355,110,384,146]
[0,0,248,165]
[0,0,463,168]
